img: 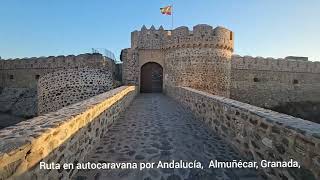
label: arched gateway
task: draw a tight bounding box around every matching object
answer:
[140,62,163,93]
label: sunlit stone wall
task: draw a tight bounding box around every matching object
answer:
[165,85,320,180]
[0,86,138,179]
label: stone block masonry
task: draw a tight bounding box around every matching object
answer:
[0,88,37,118]
[123,23,320,107]
[165,85,320,180]
[74,93,261,179]
[269,102,320,124]
[0,86,138,180]
[121,48,139,85]
[231,55,320,108]
[0,53,117,119]
[122,24,234,97]
[0,53,114,88]
[38,68,113,115]
[163,25,233,97]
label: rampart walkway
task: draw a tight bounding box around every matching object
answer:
[74,94,260,180]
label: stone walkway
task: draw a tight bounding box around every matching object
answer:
[74,94,260,180]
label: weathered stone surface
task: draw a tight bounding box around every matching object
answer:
[0,86,138,179]
[231,55,320,108]
[0,113,26,130]
[269,101,320,123]
[38,68,113,115]
[11,88,37,118]
[0,88,26,112]
[122,25,233,97]
[165,85,320,180]
[122,25,320,107]
[74,94,260,180]
[0,24,320,180]
[0,53,119,122]
[0,53,115,88]
[0,87,37,120]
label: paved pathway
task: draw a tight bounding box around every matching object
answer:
[74,94,260,180]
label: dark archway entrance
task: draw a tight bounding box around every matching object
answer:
[140,62,163,93]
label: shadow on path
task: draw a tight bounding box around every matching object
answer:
[74,93,260,180]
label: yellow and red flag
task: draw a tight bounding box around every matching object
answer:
[160,6,172,15]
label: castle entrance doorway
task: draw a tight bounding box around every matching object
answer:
[140,62,163,93]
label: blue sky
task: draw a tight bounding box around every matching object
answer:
[0,0,319,61]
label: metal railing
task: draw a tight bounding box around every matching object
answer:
[91,48,117,62]
[0,49,119,62]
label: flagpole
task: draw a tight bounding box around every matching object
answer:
[171,4,174,30]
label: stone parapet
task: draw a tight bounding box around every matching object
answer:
[0,53,115,88]
[231,55,320,108]
[0,53,110,70]
[0,86,138,179]
[131,25,233,53]
[165,85,320,180]
[163,25,233,52]
[232,55,320,73]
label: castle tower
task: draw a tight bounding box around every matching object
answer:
[163,24,234,97]
[121,24,234,97]
[121,25,168,91]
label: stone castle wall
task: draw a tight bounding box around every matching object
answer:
[0,53,116,118]
[0,86,138,180]
[0,53,114,88]
[165,85,320,180]
[38,68,113,115]
[123,24,234,97]
[231,55,320,108]
[124,24,320,106]
[0,88,37,118]
[121,48,139,85]
[163,25,233,97]
[269,101,320,124]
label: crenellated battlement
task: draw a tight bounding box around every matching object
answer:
[232,55,320,73]
[131,24,234,52]
[163,25,233,51]
[0,53,116,88]
[0,53,114,70]
[131,25,168,49]
[124,24,234,97]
